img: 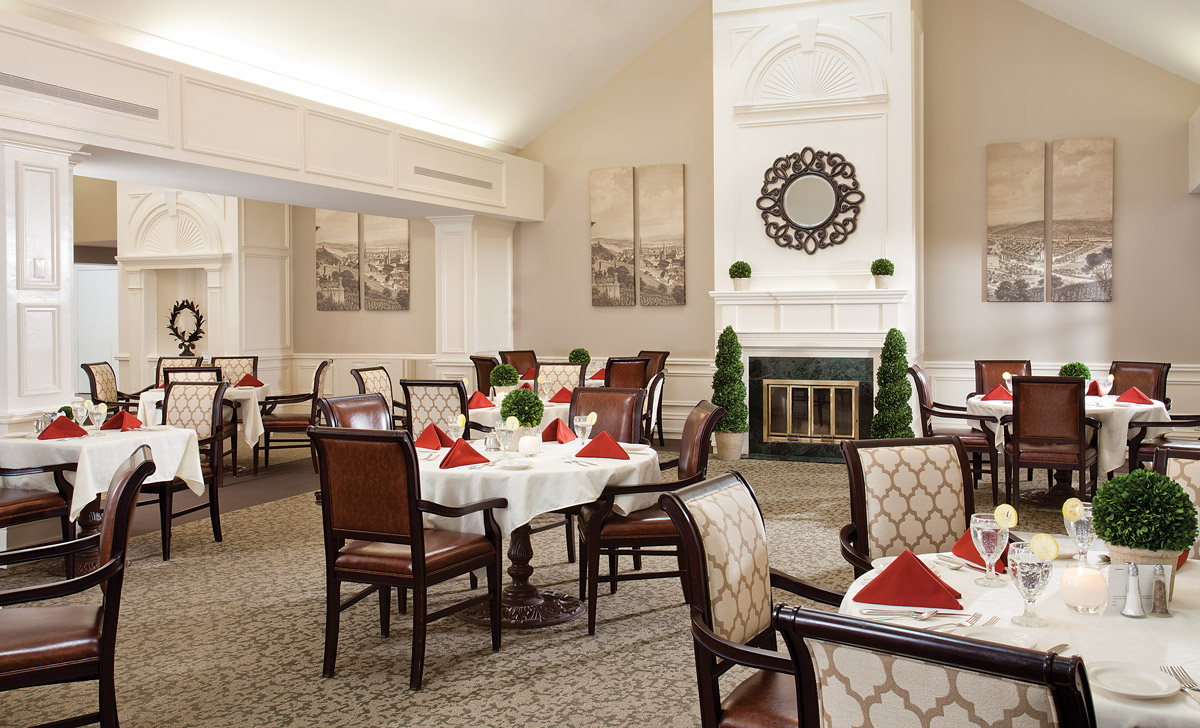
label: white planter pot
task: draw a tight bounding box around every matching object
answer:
[714,432,746,461]
[1105,544,1186,599]
[732,278,750,291]
[873,275,892,289]
[492,385,516,401]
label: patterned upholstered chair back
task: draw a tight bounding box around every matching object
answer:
[163,381,228,440]
[156,356,204,386]
[163,367,222,386]
[539,363,586,393]
[1155,446,1200,560]
[397,380,468,435]
[351,367,394,403]
[212,356,258,384]
[841,437,974,561]
[773,606,1095,728]
[82,361,119,402]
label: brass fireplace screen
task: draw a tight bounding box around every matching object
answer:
[762,379,859,444]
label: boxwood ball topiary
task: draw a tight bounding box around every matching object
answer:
[870,258,895,276]
[1093,469,1199,552]
[490,363,519,387]
[499,387,544,428]
[711,326,748,433]
[728,261,752,279]
[568,348,591,365]
[1058,361,1091,379]
[869,327,914,439]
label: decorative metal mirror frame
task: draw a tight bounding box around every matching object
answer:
[756,147,865,254]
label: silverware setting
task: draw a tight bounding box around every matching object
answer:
[859,608,967,619]
[469,460,500,470]
[1161,665,1200,706]
[1045,643,1071,655]
[937,554,986,572]
[561,457,596,467]
[927,613,997,632]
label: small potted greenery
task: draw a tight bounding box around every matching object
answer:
[1058,361,1091,379]
[500,387,545,455]
[490,363,520,399]
[729,261,752,291]
[568,348,590,365]
[1093,469,1198,597]
[711,326,748,459]
[870,258,894,289]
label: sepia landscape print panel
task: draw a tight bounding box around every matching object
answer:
[362,215,410,310]
[636,163,685,306]
[590,166,635,306]
[986,141,1045,302]
[314,209,360,311]
[1051,137,1113,302]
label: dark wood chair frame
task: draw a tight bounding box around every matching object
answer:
[308,426,507,690]
[498,350,539,381]
[80,361,144,413]
[394,379,491,440]
[1127,414,1200,472]
[659,472,844,728]
[0,446,157,728]
[255,359,331,475]
[1001,376,1100,510]
[1110,360,1172,410]
[909,365,999,501]
[637,350,670,378]
[839,436,975,577]
[773,605,1096,727]
[971,359,1032,398]
[350,366,406,428]
[568,387,649,445]
[603,356,650,389]
[210,356,260,383]
[470,355,500,395]
[642,370,667,447]
[0,462,78,577]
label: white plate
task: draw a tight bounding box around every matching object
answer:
[620,443,650,452]
[956,627,1037,650]
[497,459,533,470]
[1088,662,1179,700]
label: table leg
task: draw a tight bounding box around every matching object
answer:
[49,496,103,576]
[1018,469,1082,508]
[463,524,585,629]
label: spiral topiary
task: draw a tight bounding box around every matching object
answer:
[869,328,914,439]
[1093,469,1198,552]
[490,363,519,388]
[500,387,544,428]
[568,348,591,365]
[712,326,748,433]
[1059,361,1091,379]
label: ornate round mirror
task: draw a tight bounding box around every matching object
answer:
[757,147,865,254]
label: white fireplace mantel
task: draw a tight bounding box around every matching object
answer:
[711,288,907,348]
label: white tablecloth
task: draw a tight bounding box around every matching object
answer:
[842,538,1200,728]
[468,402,571,431]
[966,395,1170,473]
[0,427,204,519]
[137,386,266,447]
[417,440,660,536]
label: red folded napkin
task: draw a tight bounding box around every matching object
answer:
[439,439,489,469]
[467,391,494,409]
[1117,386,1153,404]
[236,374,264,388]
[37,416,88,440]
[548,386,573,404]
[589,368,606,381]
[519,382,534,391]
[980,384,1012,402]
[100,411,143,432]
[1085,380,1102,396]
[542,418,576,443]
[852,550,963,609]
[951,531,1008,574]
[575,430,629,460]
[520,367,536,380]
[414,424,455,450]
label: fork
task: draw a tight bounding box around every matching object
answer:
[926,612,983,632]
[1162,666,1200,706]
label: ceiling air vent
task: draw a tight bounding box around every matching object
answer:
[413,165,492,190]
[0,72,159,120]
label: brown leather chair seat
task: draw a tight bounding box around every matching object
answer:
[718,669,798,728]
[335,531,493,577]
[0,489,67,521]
[0,605,102,677]
[1004,442,1097,466]
[260,413,311,430]
[588,504,677,540]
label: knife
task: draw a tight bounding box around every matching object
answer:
[937,554,986,572]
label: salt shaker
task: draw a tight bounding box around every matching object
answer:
[1121,563,1146,618]
[1150,564,1171,617]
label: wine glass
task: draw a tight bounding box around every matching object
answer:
[72,404,89,430]
[1099,375,1114,397]
[446,420,465,441]
[1008,543,1052,627]
[1063,503,1095,562]
[573,415,592,443]
[494,422,513,455]
[89,403,108,429]
[970,513,1009,588]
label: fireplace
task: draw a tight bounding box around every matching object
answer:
[749,357,873,462]
[763,379,860,444]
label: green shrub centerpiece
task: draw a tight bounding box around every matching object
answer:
[728,261,752,279]
[490,363,519,388]
[1093,470,1198,553]
[712,326,748,433]
[500,387,544,428]
[1059,361,1091,379]
[870,328,914,439]
[870,258,894,277]
[568,348,591,365]
[57,405,74,421]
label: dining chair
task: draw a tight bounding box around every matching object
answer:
[1110,361,1172,409]
[155,355,204,387]
[161,366,222,384]
[909,365,1000,500]
[80,361,144,413]
[395,379,489,439]
[538,362,587,392]
[773,606,1097,727]
[1003,376,1100,511]
[319,393,394,431]
[350,366,405,428]
[578,401,724,635]
[839,436,974,577]
[658,472,844,728]
[1126,413,1200,472]
[0,462,77,577]
[255,359,331,475]
[604,356,650,389]
[210,356,259,384]
[568,387,647,444]
[469,355,500,395]
[972,359,1031,398]
[0,446,157,728]
[308,426,507,690]
[637,350,670,378]
[499,350,538,380]
[642,370,666,447]
[140,380,228,560]
[1153,445,1200,561]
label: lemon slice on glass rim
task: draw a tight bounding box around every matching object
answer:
[456,414,466,428]
[504,416,519,431]
[1061,498,1085,522]
[993,503,1018,530]
[586,411,598,426]
[1029,533,1060,560]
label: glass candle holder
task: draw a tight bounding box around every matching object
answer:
[1060,562,1107,614]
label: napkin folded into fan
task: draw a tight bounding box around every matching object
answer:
[520,367,536,380]
[1086,380,1102,396]
[101,411,143,432]
[589,368,606,381]
[542,418,576,443]
[852,550,963,609]
[1117,386,1153,404]
[235,374,264,388]
[414,424,455,450]
[548,387,573,404]
[439,439,489,469]
[980,385,1012,402]
[575,431,629,460]
[467,392,494,409]
[38,416,88,440]
[951,531,1008,574]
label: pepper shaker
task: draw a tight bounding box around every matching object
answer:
[1150,564,1171,617]
[1121,562,1146,618]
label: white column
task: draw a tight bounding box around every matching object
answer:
[428,215,516,382]
[0,130,85,430]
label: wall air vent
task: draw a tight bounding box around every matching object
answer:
[0,72,159,120]
[413,165,493,190]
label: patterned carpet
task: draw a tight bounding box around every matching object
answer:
[2,454,1066,727]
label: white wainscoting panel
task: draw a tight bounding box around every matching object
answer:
[304,110,394,187]
[181,78,301,170]
[17,304,59,396]
[15,161,58,289]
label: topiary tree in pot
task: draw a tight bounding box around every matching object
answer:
[729,261,752,291]
[869,328,914,439]
[490,363,520,399]
[711,326,749,460]
[1059,361,1091,379]
[870,258,894,289]
[568,348,590,365]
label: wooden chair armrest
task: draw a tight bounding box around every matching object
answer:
[0,463,76,478]
[467,421,492,433]
[692,618,792,674]
[925,407,998,426]
[1084,416,1102,430]
[262,392,313,406]
[770,568,844,606]
[999,414,1013,426]
[418,497,509,518]
[599,473,704,499]
[0,533,99,567]
[931,400,967,412]
[394,400,408,413]
[658,457,679,471]
[839,523,874,576]
[1129,415,1200,430]
[0,555,120,606]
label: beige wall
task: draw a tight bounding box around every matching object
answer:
[73,176,116,245]
[512,2,714,360]
[291,206,435,354]
[924,0,1200,364]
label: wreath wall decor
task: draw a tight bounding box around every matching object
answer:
[756,147,865,254]
[167,299,206,355]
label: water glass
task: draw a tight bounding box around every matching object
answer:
[446,421,465,441]
[1008,543,1052,627]
[573,415,592,443]
[970,513,1009,588]
[1063,503,1095,562]
[89,404,107,428]
[494,422,514,455]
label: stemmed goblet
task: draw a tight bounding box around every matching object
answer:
[1008,543,1052,628]
[970,513,1009,588]
[1063,502,1095,562]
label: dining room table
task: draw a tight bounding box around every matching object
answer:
[841,534,1200,727]
[468,401,571,431]
[417,438,660,628]
[136,384,268,447]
